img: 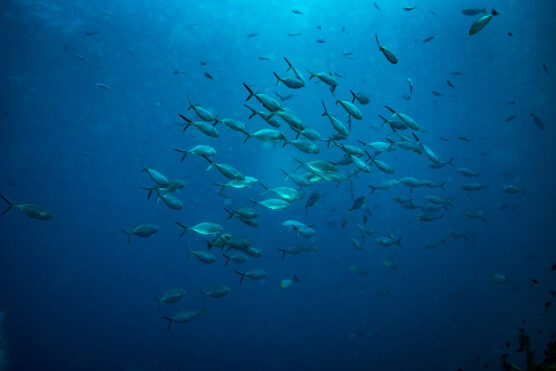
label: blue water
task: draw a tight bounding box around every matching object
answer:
[1,1,555,370]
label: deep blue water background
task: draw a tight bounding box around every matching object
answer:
[1,0,555,370]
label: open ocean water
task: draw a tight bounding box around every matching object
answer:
[0,1,555,370]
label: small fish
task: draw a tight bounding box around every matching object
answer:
[316,39,326,43]
[200,61,207,66]
[204,72,213,80]
[292,9,304,15]
[343,52,354,56]
[258,56,271,61]
[452,72,464,75]
[508,32,513,37]
[288,32,302,37]
[247,32,259,38]
[375,34,398,64]
[439,137,449,141]
[506,114,516,123]
[403,6,416,11]
[432,91,443,96]
[507,100,516,105]
[446,80,455,88]
[374,2,381,10]
[85,30,99,36]
[275,92,294,101]
[423,35,436,43]
[0,194,53,220]
[96,83,109,90]
[461,8,486,16]
[530,113,545,130]
[469,9,499,36]
[542,63,549,75]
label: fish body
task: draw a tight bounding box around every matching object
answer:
[249,198,291,210]
[322,101,349,137]
[187,98,215,122]
[177,222,223,236]
[235,268,267,284]
[187,247,217,264]
[0,194,53,220]
[469,9,498,35]
[164,309,206,330]
[121,223,160,243]
[336,100,362,121]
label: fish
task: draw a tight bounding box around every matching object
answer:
[502,185,525,194]
[242,83,282,112]
[452,71,464,75]
[447,80,455,88]
[272,72,304,89]
[155,191,183,210]
[222,252,248,265]
[456,136,470,142]
[164,309,206,330]
[0,194,52,220]
[204,72,213,80]
[336,99,362,121]
[469,9,499,36]
[280,275,300,289]
[292,9,304,15]
[275,92,294,101]
[321,101,349,137]
[235,268,267,284]
[177,222,223,237]
[247,32,259,38]
[461,183,487,191]
[491,274,507,283]
[423,35,437,43]
[530,113,545,130]
[179,115,219,137]
[307,71,338,93]
[187,97,215,122]
[96,83,109,89]
[457,168,479,177]
[121,223,159,243]
[432,91,443,96]
[465,209,486,221]
[315,39,326,44]
[258,56,271,61]
[288,32,302,37]
[200,286,230,303]
[349,196,366,212]
[154,288,187,311]
[305,191,323,212]
[374,2,381,10]
[462,8,486,16]
[403,6,416,11]
[506,114,517,123]
[424,239,446,249]
[376,233,402,248]
[343,52,354,56]
[412,133,445,164]
[284,57,305,82]
[375,34,398,64]
[85,30,99,36]
[543,63,549,75]
[186,247,217,264]
[241,128,286,144]
[248,198,291,210]
[349,91,370,105]
[507,100,516,105]
[200,61,207,66]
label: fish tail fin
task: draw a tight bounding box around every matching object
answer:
[0,194,15,215]
[447,157,455,167]
[139,187,154,199]
[234,271,246,284]
[278,248,287,260]
[291,157,304,170]
[397,237,402,248]
[350,90,357,103]
[375,33,380,49]
[243,104,258,119]
[330,85,336,94]
[293,274,300,282]
[272,72,281,86]
[411,132,420,142]
[321,100,328,116]
[239,129,251,143]
[284,57,292,69]
[223,207,234,220]
[440,182,446,190]
[258,182,269,191]
[223,254,231,265]
[491,8,499,16]
[377,114,389,125]
[206,240,213,249]
[176,222,188,237]
[121,229,132,244]
[186,95,194,111]
[247,198,258,206]
[306,69,316,79]
[242,83,254,101]
[384,105,396,114]
[163,316,173,331]
[201,154,213,165]
[173,148,188,162]
[368,185,376,194]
